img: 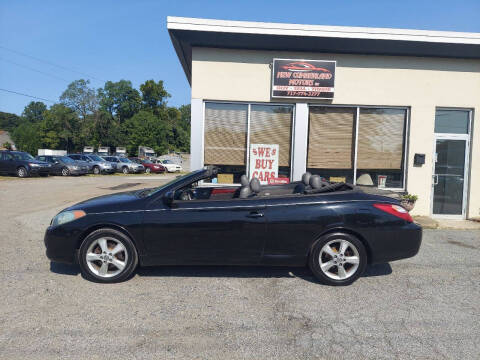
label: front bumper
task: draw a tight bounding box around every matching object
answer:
[44,225,82,264]
[69,168,88,175]
[29,166,51,175]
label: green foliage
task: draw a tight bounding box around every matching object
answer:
[8,78,190,156]
[12,122,42,155]
[60,79,98,118]
[22,101,47,123]
[401,194,418,202]
[140,80,170,112]
[122,110,169,155]
[98,80,141,123]
[0,111,22,132]
[2,142,13,150]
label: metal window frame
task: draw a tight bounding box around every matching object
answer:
[202,100,296,185]
[306,104,410,191]
[430,107,473,219]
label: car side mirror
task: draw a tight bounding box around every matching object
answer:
[163,191,174,206]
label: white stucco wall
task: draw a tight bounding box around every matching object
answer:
[191,47,480,218]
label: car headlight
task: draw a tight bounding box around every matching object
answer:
[51,210,86,227]
[29,163,40,167]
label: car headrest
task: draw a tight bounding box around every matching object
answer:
[310,175,323,189]
[250,178,261,193]
[240,175,249,187]
[302,172,312,186]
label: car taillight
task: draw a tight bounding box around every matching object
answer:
[373,203,413,222]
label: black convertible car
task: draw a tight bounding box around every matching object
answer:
[44,166,422,285]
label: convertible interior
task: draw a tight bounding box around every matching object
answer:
[175,172,354,201]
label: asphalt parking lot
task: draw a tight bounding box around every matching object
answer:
[0,175,479,359]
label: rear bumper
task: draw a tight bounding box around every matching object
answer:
[367,222,422,264]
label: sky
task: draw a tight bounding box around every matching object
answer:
[1,0,479,115]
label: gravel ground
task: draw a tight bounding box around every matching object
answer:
[0,175,479,359]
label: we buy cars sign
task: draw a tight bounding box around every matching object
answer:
[249,144,279,185]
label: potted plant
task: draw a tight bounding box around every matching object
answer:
[401,194,418,212]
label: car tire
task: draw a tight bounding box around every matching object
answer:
[61,167,70,176]
[93,166,100,175]
[309,232,367,286]
[17,166,28,178]
[78,228,138,283]
[145,167,151,174]
[122,166,129,174]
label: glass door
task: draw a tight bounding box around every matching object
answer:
[432,138,467,216]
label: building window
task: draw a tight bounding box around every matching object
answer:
[356,108,407,189]
[307,107,356,183]
[307,106,408,189]
[204,102,294,184]
[204,103,248,183]
[250,105,293,179]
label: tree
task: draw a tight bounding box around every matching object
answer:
[122,110,169,156]
[22,101,47,123]
[0,111,22,132]
[11,122,42,155]
[60,79,98,119]
[140,79,170,112]
[41,104,80,152]
[98,80,141,123]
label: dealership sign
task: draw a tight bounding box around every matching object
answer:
[249,144,279,184]
[271,58,336,99]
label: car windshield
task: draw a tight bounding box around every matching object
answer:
[163,160,172,164]
[141,170,203,197]
[60,156,75,163]
[120,158,131,163]
[12,152,34,161]
[142,159,152,164]
[88,155,103,162]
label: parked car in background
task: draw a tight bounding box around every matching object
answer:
[155,159,182,172]
[0,150,51,177]
[36,155,88,176]
[65,154,93,173]
[68,154,115,174]
[129,157,166,174]
[103,156,145,174]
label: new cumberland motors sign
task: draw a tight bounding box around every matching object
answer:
[271,59,336,99]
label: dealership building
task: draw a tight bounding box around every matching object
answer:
[168,17,480,219]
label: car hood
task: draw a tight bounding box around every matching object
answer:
[66,191,144,213]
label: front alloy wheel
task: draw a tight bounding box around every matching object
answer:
[309,232,367,286]
[145,167,151,174]
[17,166,28,178]
[93,166,100,175]
[122,166,129,174]
[79,228,138,283]
[61,167,70,176]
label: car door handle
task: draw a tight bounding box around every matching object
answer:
[247,211,264,218]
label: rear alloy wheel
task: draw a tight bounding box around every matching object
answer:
[122,166,129,174]
[61,167,70,176]
[17,166,28,178]
[145,167,151,174]
[78,228,138,283]
[309,232,367,286]
[93,166,100,175]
